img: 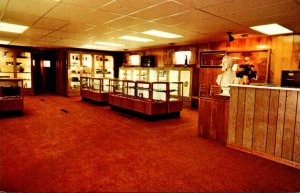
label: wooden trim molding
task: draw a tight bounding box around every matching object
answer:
[227,143,300,170]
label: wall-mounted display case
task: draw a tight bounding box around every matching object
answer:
[108,79,183,116]
[0,78,24,112]
[80,77,110,102]
[0,49,33,95]
[67,51,114,97]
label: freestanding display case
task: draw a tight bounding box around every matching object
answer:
[0,78,24,113]
[118,67,196,106]
[80,77,110,103]
[108,79,183,118]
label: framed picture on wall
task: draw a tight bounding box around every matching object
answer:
[227,49,270,83]
[200,51,226,68]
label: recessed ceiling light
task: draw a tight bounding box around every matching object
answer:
[142,30,183,38]
[118,35,153,42]
[0,40,10,45]
[250,23,293,35]
[95,41,124,47]
[0,22,28,33]
[82,44,109,50]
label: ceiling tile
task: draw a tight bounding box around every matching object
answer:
[44,2,96,21]
[59,23,95,33]
[2,11,40,26]
[21,28,53,38]
[103,16,145,29]
[6,0,59,17]
[0,31,20,39]
[201,0,293,14]
[36,36,63,43]
[153,10,213,26]
[33,17,69,30]
[61,0,114,8]
[174,0,231,9]
[100,0,165,15]
[129,1,192,21]
[77,10,122,26]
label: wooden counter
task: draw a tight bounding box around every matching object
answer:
[228,84,300,169]
[198,95,229,143]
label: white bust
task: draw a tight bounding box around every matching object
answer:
[216,55,240,96]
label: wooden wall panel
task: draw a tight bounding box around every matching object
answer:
[236,87,246,146]
[294,92,300,163]
[228,86,238,144]
[275,90,287,157]
[282,91,298,160]
[266,90,279,155]
[253,89,270,152]
[291,35,300,69]
[243,88,256,149]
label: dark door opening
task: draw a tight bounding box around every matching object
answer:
[32,50,57,95]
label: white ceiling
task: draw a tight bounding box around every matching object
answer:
[0,0,299,51]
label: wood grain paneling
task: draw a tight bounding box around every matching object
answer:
[282,91,297,160]
[266,90,279,155]
[294,91,300,163]
[253,89,270,152]
[236,87,246,146]
[227,86,300,168]
[243,88,256,149]
[228,86,238,144]
[275,90,287,157]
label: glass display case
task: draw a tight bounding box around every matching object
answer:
[118,67,193,102]
[0,78,24,112]
[68,52,81,96]
[80,77,110,102]
[0,49,33,95]
[67,52,114,97]
[108,79,183,116]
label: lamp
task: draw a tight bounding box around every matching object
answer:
[227,32,235,42]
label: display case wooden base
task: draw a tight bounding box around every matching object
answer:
[81,89,109,103]
[0,97,23,112]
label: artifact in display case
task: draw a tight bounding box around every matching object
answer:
[0,78,24,112]
[81,54,92,77]
[80,77,110,103]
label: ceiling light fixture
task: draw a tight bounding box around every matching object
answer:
[227,32,235,42]
[82,44,109,50]
[118,35,153,42]
[142,30,183,38]
[0,22,28,33]
[0,40,10,45]
[95,41,124,47]
[250,23,293,35]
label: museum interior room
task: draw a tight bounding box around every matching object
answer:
[0,0,300,192]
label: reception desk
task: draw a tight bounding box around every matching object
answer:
[228,84,300,169]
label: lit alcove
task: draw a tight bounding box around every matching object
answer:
[129,55,140,66]
[175,51,191,65]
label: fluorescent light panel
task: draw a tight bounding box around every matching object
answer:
[0,40,10,45]
[142,30,183,38]
[118,35,153,42]
[0,22,28,33]
[95,41,124,47]
[82,44,109,49]
[250,23,293,35]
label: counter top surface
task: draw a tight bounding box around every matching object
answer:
[229,84,300,91]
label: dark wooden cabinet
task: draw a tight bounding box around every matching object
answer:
[198,96,229,143]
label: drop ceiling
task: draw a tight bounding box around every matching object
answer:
[0,0,299,51]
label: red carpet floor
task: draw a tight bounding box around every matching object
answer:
[0,94,299,192]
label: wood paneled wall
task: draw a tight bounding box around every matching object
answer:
[125,35,300,90]
[228,86,300,168]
